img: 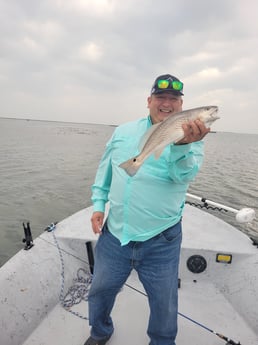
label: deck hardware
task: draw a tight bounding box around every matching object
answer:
[44,222,57,232]
[216,253,232,264]
[22,222,34,250]
[178,278,181,288]
[187,255,207,273]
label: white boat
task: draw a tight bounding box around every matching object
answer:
[0,195,257,345]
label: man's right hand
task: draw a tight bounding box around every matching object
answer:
[91,211,104,234]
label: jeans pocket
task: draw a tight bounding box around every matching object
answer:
[161,222,182,242]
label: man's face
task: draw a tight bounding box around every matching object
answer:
[147,92,183,124]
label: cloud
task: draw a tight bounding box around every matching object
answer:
[78,42,103,62]
[55,0,115,15]
[0,0,258,133]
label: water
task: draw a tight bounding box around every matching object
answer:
[0,118,257,267]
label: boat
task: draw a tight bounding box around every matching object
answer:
[0,194,257,345]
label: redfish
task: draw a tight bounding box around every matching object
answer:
[119,106,219,176]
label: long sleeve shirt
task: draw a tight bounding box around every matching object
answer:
[91,115,204,245]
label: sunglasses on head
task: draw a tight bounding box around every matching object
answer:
[157,79,183,91]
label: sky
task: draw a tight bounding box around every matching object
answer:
[0,0,258,134]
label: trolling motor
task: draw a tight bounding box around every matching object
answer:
[22,222,34,250]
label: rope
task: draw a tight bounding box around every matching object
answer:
[49,225,92,320]
[62,268,92,308]
[185,200,229,213]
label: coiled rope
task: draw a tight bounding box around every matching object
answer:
[185,200,228,213]
[49,224,92,320]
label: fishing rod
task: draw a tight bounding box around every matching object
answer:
[125,282,241,345]
[177,312,241,345]
[186,193,255,223]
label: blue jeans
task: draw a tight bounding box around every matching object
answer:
[88,221,182,345]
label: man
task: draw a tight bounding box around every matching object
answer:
[85,74,210,345]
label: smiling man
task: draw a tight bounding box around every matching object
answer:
[148,75,183,124]
[148,75,209,142]
[85,74,210,345]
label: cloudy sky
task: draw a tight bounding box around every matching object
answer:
[0,0,257,133]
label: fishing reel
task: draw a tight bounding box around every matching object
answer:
[217,333,241,345]
[225,341,241,345]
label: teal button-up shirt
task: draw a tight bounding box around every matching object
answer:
[91,116,204,245]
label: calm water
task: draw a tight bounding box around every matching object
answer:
[0,118,258,267]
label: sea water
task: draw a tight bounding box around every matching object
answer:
[0,118,257,267]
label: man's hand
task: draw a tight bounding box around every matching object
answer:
[91,211,104,234]
[176,119,210,144]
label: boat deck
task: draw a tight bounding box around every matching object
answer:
[22,269,258,345]
[1,205,258,345]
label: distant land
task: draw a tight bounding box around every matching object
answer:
[1,116,258,135]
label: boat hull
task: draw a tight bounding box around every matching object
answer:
[0,205,257,345]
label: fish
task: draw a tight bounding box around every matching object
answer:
[119,105,219,177]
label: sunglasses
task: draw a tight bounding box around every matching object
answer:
[157,79,183,91]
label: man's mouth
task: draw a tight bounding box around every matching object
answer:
[160,109,172,114]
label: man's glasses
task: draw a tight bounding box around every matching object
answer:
[157,79,183,91]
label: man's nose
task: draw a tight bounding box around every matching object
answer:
[162,97,173,105]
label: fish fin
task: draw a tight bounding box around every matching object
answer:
[138,123,160,151]
[119,156,142,177]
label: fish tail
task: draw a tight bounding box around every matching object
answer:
[119,156,142,176]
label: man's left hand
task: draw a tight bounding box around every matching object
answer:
[176,119,210,144]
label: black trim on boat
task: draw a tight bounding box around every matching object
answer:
[251,237,258,248]
[86,241,95,274]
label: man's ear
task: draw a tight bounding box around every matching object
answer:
[147,96,152,109]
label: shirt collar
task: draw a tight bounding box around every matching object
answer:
[147,115,153,127]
